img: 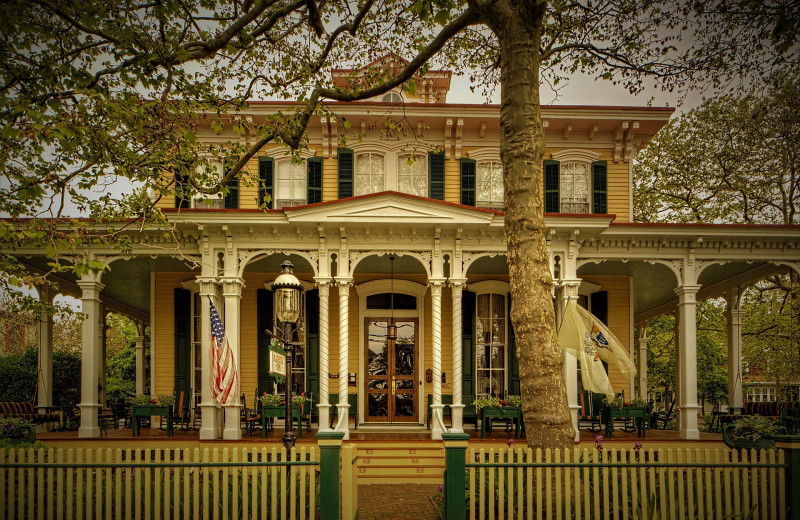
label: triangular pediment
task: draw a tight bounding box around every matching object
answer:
[284,192,498,224]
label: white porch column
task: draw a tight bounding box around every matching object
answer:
[449,279,467,433]
[221,277,244,440]
[335,279,352,440]
[637,322,649,401]
[675,284,701,440]
[560,280,582,443]
[726,288,744,409]
[315,279,332,432]
[77,277,104,438]
[99,307,108,408]
[134,321,146,395]
[198,277,221,439]
[35,284,55,412]
[429,279,446,439]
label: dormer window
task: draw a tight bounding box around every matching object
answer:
[382,91,403,103]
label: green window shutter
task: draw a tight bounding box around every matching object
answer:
[258,157,274,209]
[307,157,323,204]
[175,172,190,208]
[592,160,607,214]
[591,291,608,325]
[305,289,320,411]
[462,290,476,398]
[507,293,520,396]
[257,288,274,395]
[460,158,476,206]
[223,158,239,209]
[544,160,560,213]
[428,151,445,200]
[174,288,191,397]
[338,148,354,199]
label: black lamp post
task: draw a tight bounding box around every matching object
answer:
[273,259,303,450]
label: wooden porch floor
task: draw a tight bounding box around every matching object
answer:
[36,419,726,449]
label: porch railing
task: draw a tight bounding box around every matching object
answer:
[442,433,800,520]
[1,445,322,520]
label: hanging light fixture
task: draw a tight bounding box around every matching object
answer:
[387,255,397,341]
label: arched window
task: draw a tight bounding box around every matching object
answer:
[355,152,385,195]
[397,153,427,196]
[477,161,504,209]
[381,91,403,103]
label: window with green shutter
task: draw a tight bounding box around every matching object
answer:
[338,148,353,199]
[223,157,239,209]
[544,160,560,213]
[592,160,607,214]
[175,172,190,208]
[258,157,274,209]
[307,157,323,204]
[460,158,476,206]
[428,151,445,200]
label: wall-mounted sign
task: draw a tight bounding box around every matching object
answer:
[329,373,339,379]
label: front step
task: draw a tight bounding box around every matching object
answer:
[353,441,445,484]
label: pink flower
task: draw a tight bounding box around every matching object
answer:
[634,441,643,451]
[507,438,515,447]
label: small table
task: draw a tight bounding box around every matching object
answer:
[603,405,652,438]
[480,406,522,439]
[132,405,173,437]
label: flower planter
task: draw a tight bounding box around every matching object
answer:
[131,405,173,437]
[479,406,522,439]
[2,424,36,444]
[722,424,776,450]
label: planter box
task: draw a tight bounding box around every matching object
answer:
[480,406,522,439]
[131,405,173,437]
[722,424,776,450]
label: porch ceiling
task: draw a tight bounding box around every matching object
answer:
[577,260,784,320]
[22,256,196,319]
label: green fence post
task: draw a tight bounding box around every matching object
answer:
[775,435,800,520]
[443,432,470,520]
[317,431,345,519]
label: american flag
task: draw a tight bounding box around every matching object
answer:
[209,297,239,406]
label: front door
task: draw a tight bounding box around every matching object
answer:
[365,319,418,423]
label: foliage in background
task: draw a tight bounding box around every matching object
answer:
[0,347,80,407]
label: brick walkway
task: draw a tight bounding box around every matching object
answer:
[358,484,441,520]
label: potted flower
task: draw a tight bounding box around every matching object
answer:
[723,415,778,450]
[260,393,286,420]
[506,395,522,407]
[0,417,36,445]
[260,393,283,408]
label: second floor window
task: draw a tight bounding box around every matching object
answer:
[560,162,590,213]
[355,152,385,195]
[397,154,427,196]
[477,161,504,209]
[275,159,306,208]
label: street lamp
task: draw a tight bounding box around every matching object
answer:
[273,259,304,450]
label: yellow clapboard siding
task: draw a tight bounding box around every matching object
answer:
[580,275,632,397]
[152,272,196,396]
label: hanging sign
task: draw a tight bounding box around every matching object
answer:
[269,340,287,382]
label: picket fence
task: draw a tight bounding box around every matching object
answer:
[463,446,786,520]
[1,446,323,520]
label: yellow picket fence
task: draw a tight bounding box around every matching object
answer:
[466,446,786,520]
[0,446,318,520]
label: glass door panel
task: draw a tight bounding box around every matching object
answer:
[365,318,418,422]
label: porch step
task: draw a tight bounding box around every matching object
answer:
[352,441,445,484]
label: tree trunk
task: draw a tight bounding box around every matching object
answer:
[486,0,574,451]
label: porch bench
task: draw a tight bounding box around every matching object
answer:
[0,401,58,426]
[743,401,800,421]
